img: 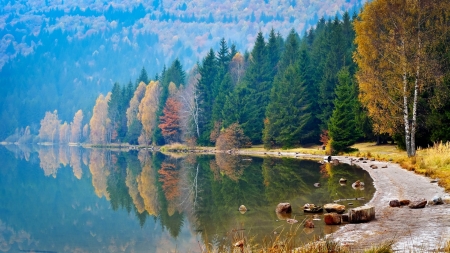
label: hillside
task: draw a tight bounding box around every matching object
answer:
[0,0,365,140]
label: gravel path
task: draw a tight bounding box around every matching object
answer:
[330,156,450,252]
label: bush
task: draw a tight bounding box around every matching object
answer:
[216,123,251,150]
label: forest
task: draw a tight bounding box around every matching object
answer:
[4,0,450,157]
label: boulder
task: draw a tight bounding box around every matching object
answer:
[324,203,346,214]
[234,239,244,248]
[408,199,427,209]
[276,203,292,213]
[389,199,401,207]
[348,205,375,223]
[381,165,388,168]
[430,196,443,205]
[324,213,341,225]
[370,165,378,169]
[314,183,321,187]
[399,199,410,206]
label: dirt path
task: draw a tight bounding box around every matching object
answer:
[330,156,450,252]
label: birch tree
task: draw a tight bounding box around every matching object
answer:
[89,93,111,144]
[70,110,83,143]
[137,80,161,145]
[354,0,450,156]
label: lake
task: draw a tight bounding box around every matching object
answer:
[0,145,375,252]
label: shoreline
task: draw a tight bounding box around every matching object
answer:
[329,156,450,251]
[237,150,450,251]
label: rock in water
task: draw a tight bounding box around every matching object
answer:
[276,203,292,213]
[348,205,375,223]
[286,218,298,224]
[304,220,315,228]
[409,199,427,209]
[324,203,346,214]
[324,213,342,225]
[239,205,247,214]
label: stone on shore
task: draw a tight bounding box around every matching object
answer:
[408,199,427,209]
[389,199,401,207]
[348,205,375,223]
[324,203,346,214]
[399,199,410,206]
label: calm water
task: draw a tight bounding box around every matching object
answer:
[0,145,375,252]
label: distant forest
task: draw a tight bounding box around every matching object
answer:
[3,0,450,156]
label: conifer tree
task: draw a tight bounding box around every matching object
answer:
[197,49,218,145]
[328,68,360,153]
[239,32,272,144]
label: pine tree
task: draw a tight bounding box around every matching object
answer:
[328,68,360,153]
[197,49,218,145]
[239,32,272,144]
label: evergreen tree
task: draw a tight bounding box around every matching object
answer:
[154,60,186,145]
[137,67,149,85]
[328,68,360,153]
[197,49,218,145]
[239,32,272,144]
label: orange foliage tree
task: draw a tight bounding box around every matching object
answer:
[159,97,182,143]
[215,123,251,150]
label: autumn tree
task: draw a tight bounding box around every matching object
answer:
[159,96,182,144]
[59,122,71,144]
[39,110,61,143]
[354,0,450,156]
[138,81,161,145]
[126,81,146,144]
[215,123,251,150]
[229,52,246,86]
[89,93,111,144]
[178,65,201,144]
[70,109,83,143]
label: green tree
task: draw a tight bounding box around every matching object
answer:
[328,68,360,153]
[239,32,272,144]
[197,49,218,145]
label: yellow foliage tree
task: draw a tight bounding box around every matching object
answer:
[354,0,450,156]
[126,81,147,127]
[38,110,60,143]
[70,110,83,143]
[138,81,161,145]
[89,93,111,144]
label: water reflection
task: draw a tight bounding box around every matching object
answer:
[0,145,375,252]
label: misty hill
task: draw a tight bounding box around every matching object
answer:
[0,0,365,140]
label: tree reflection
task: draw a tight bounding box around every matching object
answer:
[89,149,110,199]
[38,145,60,177]
[69,146,83,179]
[137,150,159,216]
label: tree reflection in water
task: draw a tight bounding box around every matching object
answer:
[1,146,375,251]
